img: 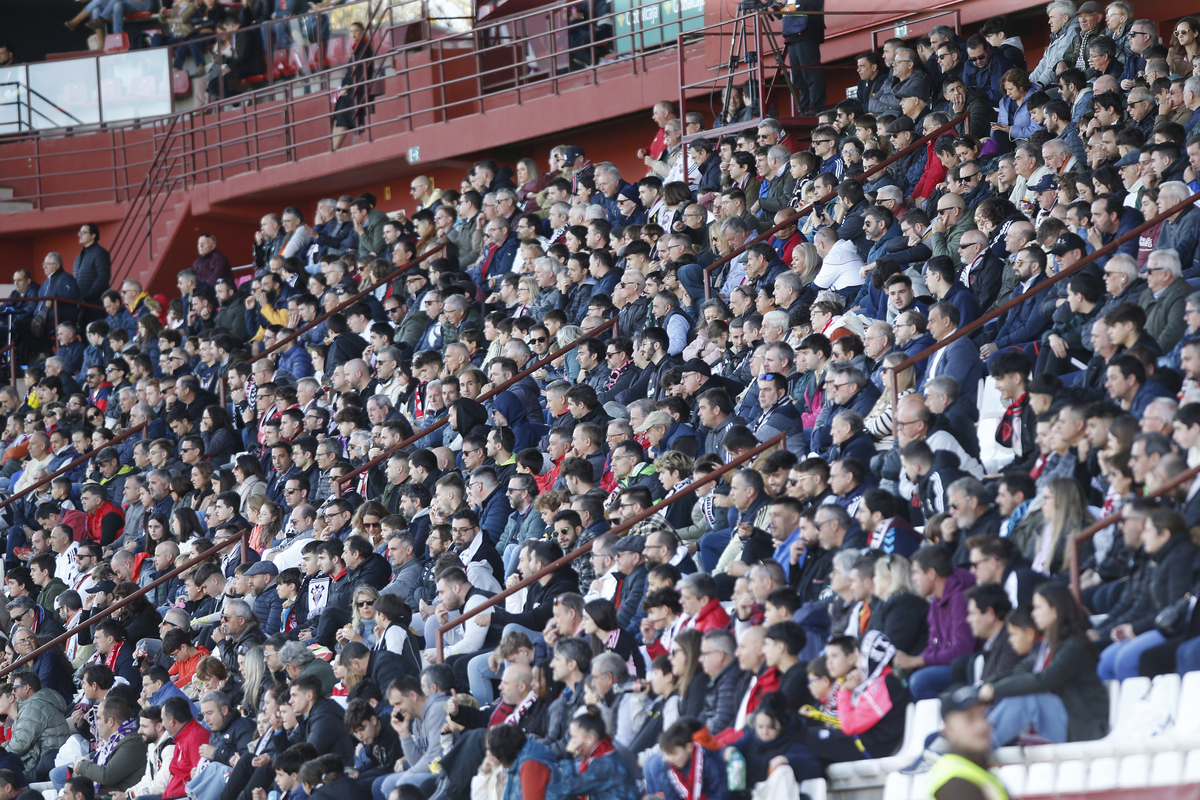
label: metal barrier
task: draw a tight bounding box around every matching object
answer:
[0,528,249,681]
[879,188,1200,602]
[699,111,968,300]
[247,242,448,367]
[103,0,709,282]
[433,431,787,661]
[0,421,149,512]
[333,315,619,493]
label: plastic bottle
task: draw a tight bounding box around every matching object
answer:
[725,748,747,792]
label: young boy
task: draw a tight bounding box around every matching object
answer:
[658,720,729,800]
[807,634,911,766]
[277,567,302,633]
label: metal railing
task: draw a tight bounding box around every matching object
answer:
[0,421,149,512]
[433,431,786,661]
[0,528,249,681]
[95,0,705,284]
[246,241,447,367]
[333,314,619,493]
[880,188,1200,602]
[700,111,968,300]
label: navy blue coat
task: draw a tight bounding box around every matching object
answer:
[811,384,881,454]
[37,268,81,326]
[941,282,981,328]
[73,244,112,304]
[989,273,1048,350]
[920,335,984,404]
[477,486,514,544]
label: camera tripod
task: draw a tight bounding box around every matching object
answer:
[723,4,803,120]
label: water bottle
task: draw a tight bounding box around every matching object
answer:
[268,790,279,800]
[725,748,746,792]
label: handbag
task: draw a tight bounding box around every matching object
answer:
[1155,593,1193,638]
[186,760,233,800]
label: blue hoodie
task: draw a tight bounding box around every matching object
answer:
[490,390,538,452]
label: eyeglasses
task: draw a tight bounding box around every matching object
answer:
[336,207,351,214]
[811,139,833,145]
[969,55,988,63]
[530,336,547,344]
[356,600,375,608]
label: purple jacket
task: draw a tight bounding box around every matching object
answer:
[922,568,976,666]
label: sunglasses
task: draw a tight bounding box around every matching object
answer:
[357,600,375,608]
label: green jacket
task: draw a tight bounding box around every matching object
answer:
[9,688,71,772]
[358,209,390,260]
[396,310,431,350]
[439,307,483,348]
[73,731,149,791]
[928,214,977,260]
[1139,277,1192,353]
[38,578,67,613]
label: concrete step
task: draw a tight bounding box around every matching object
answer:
[0,187,14,200]
[0,200,34,213]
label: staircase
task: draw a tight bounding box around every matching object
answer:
[0,187,34,214]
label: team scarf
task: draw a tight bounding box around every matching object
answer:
[658,478,693,517]
[578,736,616,774]
[750,395,795,436]
[605,358,633,390]
[996,392,1028,451]
[93,716,139,789]
[502,690,538,726]
[666,743,704,800]
[104,640,125,673]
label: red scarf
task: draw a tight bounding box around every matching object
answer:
[104,641,124,672]
[666,744,704,800]
[487,701,516,728]
[579,737,616,774]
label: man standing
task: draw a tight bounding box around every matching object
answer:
[782,0,825,115]
[73,223,111,312]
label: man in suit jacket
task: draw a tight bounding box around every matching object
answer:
[919,301,983,404]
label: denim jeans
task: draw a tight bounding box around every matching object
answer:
[907,665,953,701]
[373,770,437,800]
[1098,630,1167,681]
[102,0,154,33]
[988,692,1069,747]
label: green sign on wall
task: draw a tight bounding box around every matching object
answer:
[614,0,704,55]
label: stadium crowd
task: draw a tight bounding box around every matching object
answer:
[6,3,1200,800]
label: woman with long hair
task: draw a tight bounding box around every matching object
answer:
[351,501,388,548]
[238,645,269,720]
[339,585,381,650]
[869,554,930,656]
[1169,16,1200,77]
[144,513,173,551]
[1027,477,1094,577]
[583,598,641,677]
[184,464,217,516]
[865,354,915,448]
[171,506,206,544]
[137,315,165,366]
[200,405,239,465]
[669,629,708,720]
[979,583,1109,744]
[233,454,268,517]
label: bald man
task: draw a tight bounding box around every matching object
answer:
[344,358,375,396]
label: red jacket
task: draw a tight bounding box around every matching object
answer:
[685,598,730,633]
[86,500,125,545]
[912,139,948,201]
[714,666,781,745]
[165,718,208,798]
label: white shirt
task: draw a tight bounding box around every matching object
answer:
[55,542,80,588]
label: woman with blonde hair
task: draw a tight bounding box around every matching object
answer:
[556,324,584,382]
[337,584,381,650]
[1028,477,1094,577]
[790,241,821,285]
[865,353,915,448]
[514,276,538,317]
[869,553,930,656]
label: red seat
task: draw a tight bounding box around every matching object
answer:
[325,36,347,66]
[172,69,191,97]
[125,10,153,20]
[242,74,266,84]
[306,43,322,72]
[130,75,157,98]
[100,77,125,103]
[269,49,295,79]
[103,33,130,52]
